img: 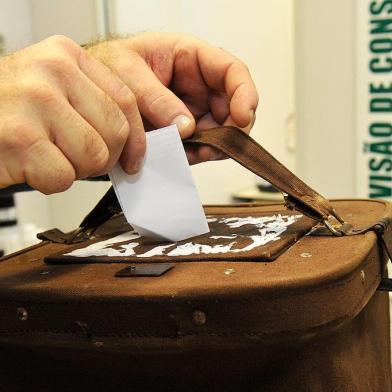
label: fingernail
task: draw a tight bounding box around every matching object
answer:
[171,115,193,135]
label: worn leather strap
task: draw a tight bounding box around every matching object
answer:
[185,126,335,222]
[67,126,337,240]
[185,127,392,292]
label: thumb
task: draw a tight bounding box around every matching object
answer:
[117,55,195,138]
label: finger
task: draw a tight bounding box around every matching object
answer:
[196,112,255,134]
[186,110,255,165]
[47,101,110,179]
[209,91,229,124]
[58,68,128,173]
[196,45,259,128]
[118,100,146,174]
[184,145,200,165]
[78,52,146,173]
[23,139,76,194]
[196,112,220,130]
[169,46,210,120]
[0,160,14,189]
[0,112,75,193]
[186,144,224,165]
[223,113,256,134]
[185,113,225,164]
[102,52,196,139]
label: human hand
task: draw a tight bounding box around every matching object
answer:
[0,35,145,194]
[87,32,258,164]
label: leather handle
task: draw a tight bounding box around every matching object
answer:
[184,126,335,222]
[66,125,339,243]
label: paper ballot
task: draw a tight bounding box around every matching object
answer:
[109,125,209,242]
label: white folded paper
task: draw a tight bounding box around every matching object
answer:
[109,125,209,242]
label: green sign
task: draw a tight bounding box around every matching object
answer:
[362,0,392,198]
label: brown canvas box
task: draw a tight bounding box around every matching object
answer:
[0,127,391,392]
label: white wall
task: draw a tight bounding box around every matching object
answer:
[294,0,356,198]
[112,0,296,203]
[29,0,99,42]
[0,0,33,52]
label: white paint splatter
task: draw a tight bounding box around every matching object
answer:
[210,235,238,239]
[167,242,236,256]
[136,244,174,258]
[65,214,302,258]
[65,231,140,257]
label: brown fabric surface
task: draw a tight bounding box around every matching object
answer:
[0,200,390,391]
[0,292,389,392]
[0,200,390,334]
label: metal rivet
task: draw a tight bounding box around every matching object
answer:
[192,310,207,326]
[361,270,366,285]
[224,268,235,275]
[17,307,28,321]
[300,252,312,258]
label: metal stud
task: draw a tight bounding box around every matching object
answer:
[224,268,235,275]
[192,310,207,326]
[17,307,28,321]
[300,252,312,258]
[361,270,366,285]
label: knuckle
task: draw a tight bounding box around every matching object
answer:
[22,81,59,106]
[46,35,79,54]
[112,113,130,147]
[113,118,130,146]
[176,44,195,60]
[144,91,171,111]
[116,85,137,112]
[102,92,130,146]
[83,132,110,174]
[0,123,43,154]
[38,54,75,75]
[91,147,109,173]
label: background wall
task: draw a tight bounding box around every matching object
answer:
[0,0,297,232]
[0,0,33,52]
[112,0,297,204]
[294,0,356,198]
